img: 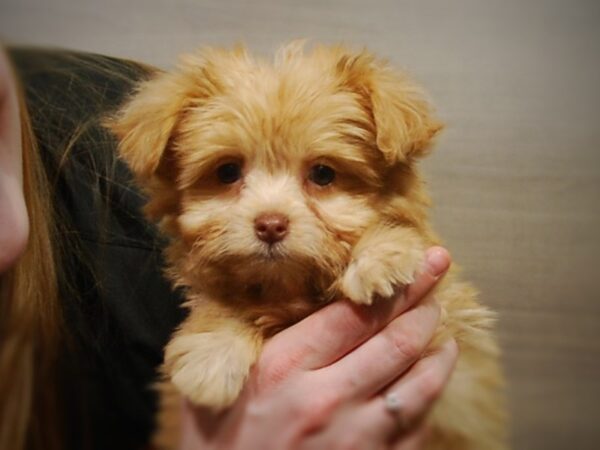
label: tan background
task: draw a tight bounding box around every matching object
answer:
[1,0,599,448]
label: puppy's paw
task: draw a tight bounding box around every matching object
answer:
[341,246,425,305]
[164,329,259,410]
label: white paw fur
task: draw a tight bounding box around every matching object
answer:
[341,231,425,304]
[164,329,258,410]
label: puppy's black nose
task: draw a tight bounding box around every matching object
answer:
[254,213,289,244]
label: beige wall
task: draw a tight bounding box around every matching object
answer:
[2,1,599,448]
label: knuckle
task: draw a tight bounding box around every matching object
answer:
[389,332,422,363]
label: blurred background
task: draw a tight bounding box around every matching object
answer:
[1,0,599,448]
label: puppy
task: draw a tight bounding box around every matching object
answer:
[108,42,507,449]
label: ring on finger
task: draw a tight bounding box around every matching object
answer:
[384,392,407,428]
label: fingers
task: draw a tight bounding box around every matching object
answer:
[263,247,451,373]
[384,338,459,429]
[401,247,449,312]
[346,339,459,443]
[317,294,441,398]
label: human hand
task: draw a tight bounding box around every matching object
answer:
[0,49,28,274]
[179,247,456,450]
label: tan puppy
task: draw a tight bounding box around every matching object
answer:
[108,42,507,449]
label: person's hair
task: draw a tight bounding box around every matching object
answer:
[0,48,157,450]
[0,79,63,450]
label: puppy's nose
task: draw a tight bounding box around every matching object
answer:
[254,213,289,244]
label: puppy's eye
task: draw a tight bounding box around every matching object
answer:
[216,162,242,184]
[308,164,336,186]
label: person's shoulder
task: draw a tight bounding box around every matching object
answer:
[11,47,162,250]
[9,47,155,161]
[9,47,154,103]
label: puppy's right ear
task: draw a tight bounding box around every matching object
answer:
[106,71,191,181]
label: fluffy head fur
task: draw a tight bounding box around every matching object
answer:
[108,42,442,308]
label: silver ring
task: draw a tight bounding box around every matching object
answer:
[384,392,402,413]
[384,392,408,429]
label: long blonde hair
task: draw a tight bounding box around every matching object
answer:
[0,80,63,450]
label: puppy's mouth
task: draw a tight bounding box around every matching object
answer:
[257,243,287,262]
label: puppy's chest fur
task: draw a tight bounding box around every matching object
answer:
[181,264,339,338]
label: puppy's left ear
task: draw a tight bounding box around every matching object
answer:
[337,53,444,164]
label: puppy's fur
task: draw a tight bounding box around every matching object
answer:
[108,42,507,449]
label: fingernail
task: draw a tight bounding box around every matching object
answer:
[425,247,450,277]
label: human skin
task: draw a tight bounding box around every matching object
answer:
[0,49,28,274]
[0,50,457,449]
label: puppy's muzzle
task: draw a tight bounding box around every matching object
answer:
[254,213,289,244]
